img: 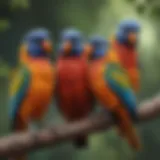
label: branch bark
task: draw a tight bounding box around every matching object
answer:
[1,95,160,158]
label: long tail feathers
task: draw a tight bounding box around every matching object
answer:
[126,126,141,150]
[73,136,88,149]
[115,108,142,151]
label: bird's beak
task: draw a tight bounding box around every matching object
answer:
[62,41,72,54]
[42,40,53,53]
[84,44,93,59]
[128,32,137,44]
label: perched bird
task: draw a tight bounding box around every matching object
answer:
[56,28,94,148]
[107,19,141,92]
[88,30,141,150]
[9,28,55,160]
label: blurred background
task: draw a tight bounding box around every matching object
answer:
[0,0,160,159]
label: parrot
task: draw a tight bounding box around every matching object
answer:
[107,19,141,92]
[88,25,141,151]
[9,28,55,160]
[56,28,94,148]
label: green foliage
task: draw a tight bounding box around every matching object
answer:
[126,0,160,19]
[0,20,10,31]
[57,0,107,34]
[0,59,10,77]
[0,0,30,32]
[11,0,30,10]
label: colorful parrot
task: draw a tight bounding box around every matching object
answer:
[88,30,141,150]
[56,28,94,148]
[9,28,55,160]
[107,19,141,92]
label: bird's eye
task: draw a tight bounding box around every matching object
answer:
[72,37,78,42]
[35,38,43,44]
[124,27,131,33]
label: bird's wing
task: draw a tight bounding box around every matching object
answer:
[105,63,137,120]
[9,65,31,122]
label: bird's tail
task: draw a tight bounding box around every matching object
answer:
[9,116,28,160]
[115,107,141,151]
[73,135,88,149]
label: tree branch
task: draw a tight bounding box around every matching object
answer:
[1,95,160,158]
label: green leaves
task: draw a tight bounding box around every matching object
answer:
[0,20,10,31]
[0,0,30,32]
[11,0,30,10]
[126,0,160,19]
[0,59,10,77]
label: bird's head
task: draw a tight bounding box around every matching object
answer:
[85,35,108,60]
[116,19,140,46]
[59,28,84,57]
[23,28,53,57]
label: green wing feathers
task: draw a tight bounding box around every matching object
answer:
[105,63,131,89]
[9,65,31,127]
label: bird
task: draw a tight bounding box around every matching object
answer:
[107,19,141,92]
[55,28,95,148]
[88,29,141,150]
[9,28,55,160]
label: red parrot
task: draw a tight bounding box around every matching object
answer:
[108,20,140,92]
[56,29,94,148]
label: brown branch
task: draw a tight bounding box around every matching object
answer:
[1,95,160,158]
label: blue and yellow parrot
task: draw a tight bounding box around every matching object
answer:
[9,28,55,160]
[56,28,94,148]
[88,33,141,150]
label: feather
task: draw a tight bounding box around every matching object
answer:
[9,65,31,129]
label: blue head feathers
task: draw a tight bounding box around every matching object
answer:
[116,19,140,45]
[89,35,108,59]
[59,28,84,56]
[23,28,52,57]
